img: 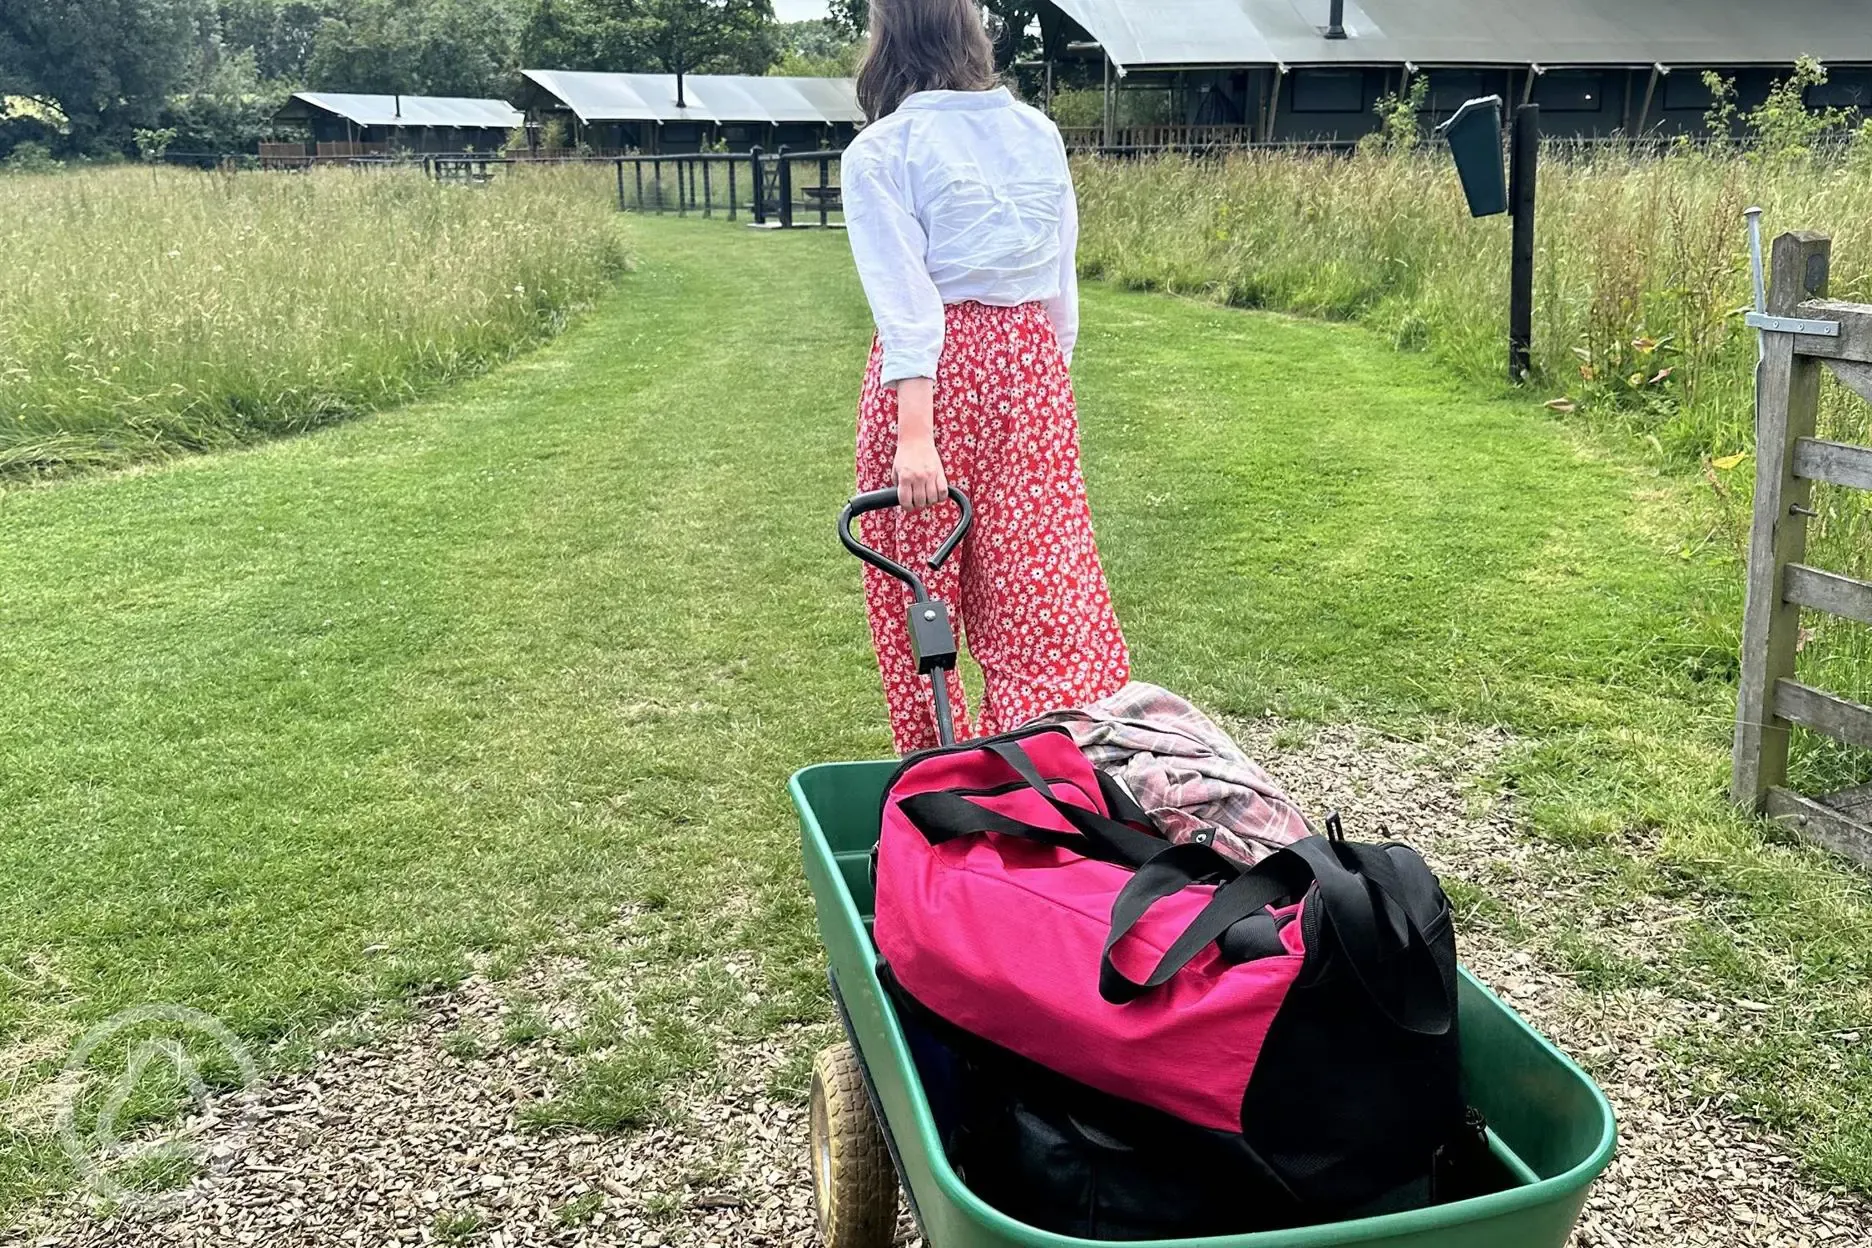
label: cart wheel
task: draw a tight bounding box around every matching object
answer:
[809,1042,898,1248]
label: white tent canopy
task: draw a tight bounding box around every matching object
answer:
[1051,0,1872,70]
[521,71,863,125]
[279,92,522,129]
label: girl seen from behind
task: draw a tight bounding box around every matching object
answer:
[843,0,1130,755]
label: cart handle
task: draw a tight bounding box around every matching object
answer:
[837,487,973,602]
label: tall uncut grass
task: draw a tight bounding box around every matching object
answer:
[0,164,630,476]
[1076,146,1872,789]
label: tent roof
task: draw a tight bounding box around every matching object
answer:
[1051,0,1872,70]
[278,92,522,129]
[520,71,863,124]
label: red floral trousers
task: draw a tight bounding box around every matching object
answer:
[856,301,1130,755]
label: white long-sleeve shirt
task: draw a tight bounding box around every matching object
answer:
[842,87,1079,385]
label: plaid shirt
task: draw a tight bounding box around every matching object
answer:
[1034,682,1312,865]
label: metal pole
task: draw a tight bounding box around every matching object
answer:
[1263,64,1287,142]
[750,146,766,225]
[778,146,793,229]
[819,155,830,227]
[635,161,644,211]
[1635,64,1664,136]
[678,158,687,216]
[1508,104,1539,382]
[653,159,663,213]
[703,158,713,218]
[1746,206,1767,365]
[930,671,957,747]
[728,156,737,221]
[615,158,625,211]
[1102,54,1115,149]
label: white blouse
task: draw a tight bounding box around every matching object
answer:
[842,87,1079,385]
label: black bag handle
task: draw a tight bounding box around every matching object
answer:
[1098,842,1295,1003]
[895,732,1171,871]
[899,790,1114,858]
[1099,834,1453,1036]
[1094,768,1152,827]
[1262,838,1452,1036]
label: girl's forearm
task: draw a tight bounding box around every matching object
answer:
[897,378,935,442]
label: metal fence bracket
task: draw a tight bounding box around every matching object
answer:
[1744,311,1841,338]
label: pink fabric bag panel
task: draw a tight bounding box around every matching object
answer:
[874,731,1309,1135]
[887,729,1101,800]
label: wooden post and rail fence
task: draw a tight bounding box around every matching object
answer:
[1732,228,1872,866]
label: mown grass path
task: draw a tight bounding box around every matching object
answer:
[2,215,1867,1212]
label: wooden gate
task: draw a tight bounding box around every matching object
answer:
[1732,229,1872,864]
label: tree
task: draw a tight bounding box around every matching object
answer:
[304,0,520,97]
[771,17,856,77]
[607,0,776,104]
[167,44,288,152]
[983,0,1035,71]
[217,0,333,81]
[823,0,1043,71]
[825,0,862,39]
[408,0,522,96]
[519,0,606,70]
[0,0,211,151]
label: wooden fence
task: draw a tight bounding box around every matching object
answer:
[1732,229,1872,865]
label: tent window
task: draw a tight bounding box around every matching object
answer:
[1807,71,1871,110]
[1424,70,1486,115]
[1534,72,1605,112]
[1663,72,1717,112]
[1291,70,1365,114]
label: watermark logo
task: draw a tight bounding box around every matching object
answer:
[55,1004,258,1213]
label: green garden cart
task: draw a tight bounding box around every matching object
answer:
[791,487,1616,1248]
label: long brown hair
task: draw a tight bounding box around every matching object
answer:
[855,0,998,122]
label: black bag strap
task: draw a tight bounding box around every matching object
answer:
[899,790,1096,852]
[1099,841,1295,1003]
[1278,837,1452,1037]
[1098,833,1453,1036]
[895,734,1170,871]
[1094,768,1152,827]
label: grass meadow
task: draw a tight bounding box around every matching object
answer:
[1075,144,1872,792]
[2,218,1869,1218]
[0,164,630,477]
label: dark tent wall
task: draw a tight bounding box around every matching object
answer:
[1041,0,1872,143]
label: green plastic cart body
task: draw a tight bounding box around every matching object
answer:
[793,758,1617,1248]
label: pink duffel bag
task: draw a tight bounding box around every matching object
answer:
[872,724,1465,1220]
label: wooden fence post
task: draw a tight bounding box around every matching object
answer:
[1732,230,1832,810]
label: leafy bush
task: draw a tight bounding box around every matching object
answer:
[1359,77,1427,154]
[2,141,61,174]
